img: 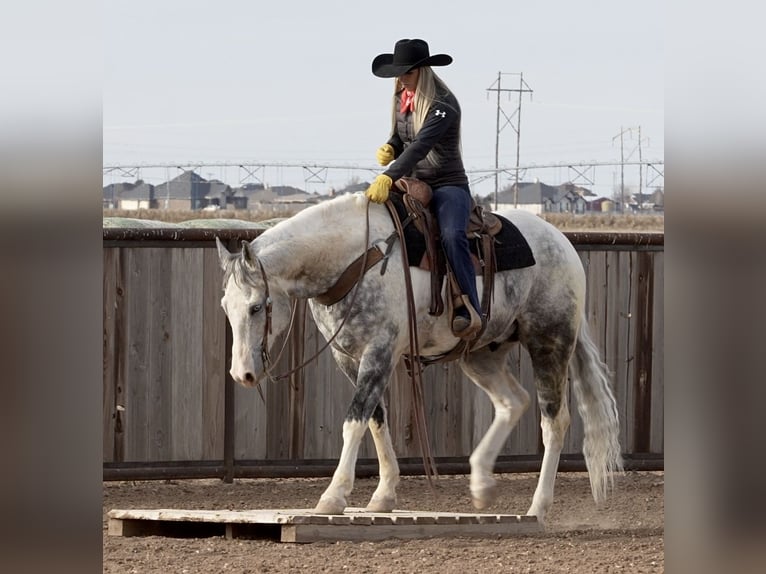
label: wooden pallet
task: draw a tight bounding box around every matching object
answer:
[108,507,541,543]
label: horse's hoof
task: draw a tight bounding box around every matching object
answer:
[471,485,498,510]
[314,497,346,515]
[366,496,396,513]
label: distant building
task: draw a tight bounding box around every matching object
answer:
[229,184,317,207]
[628,188,664,212]
[494,181,591,214]
[588,197,616,213]
[103,180,157,209]
[152,171,216,210]
[203,179,233,209]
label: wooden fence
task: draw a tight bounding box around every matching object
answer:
[103,228,663,480]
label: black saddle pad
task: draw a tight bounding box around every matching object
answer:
[388,193,536,272]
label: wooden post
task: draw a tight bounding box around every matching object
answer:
[633,252,654,453]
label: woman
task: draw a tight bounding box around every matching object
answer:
[366,38,481,339]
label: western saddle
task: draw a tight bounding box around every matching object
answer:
[392,177,501,334]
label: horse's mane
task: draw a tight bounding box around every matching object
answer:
[221,253,261,289]
[225,193,372,288]
[259,192,369,244]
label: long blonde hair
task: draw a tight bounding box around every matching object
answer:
[389,66,459,167]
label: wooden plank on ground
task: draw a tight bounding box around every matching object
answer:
[107,507,541,543]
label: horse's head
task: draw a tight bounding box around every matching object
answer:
[215,238,292,388]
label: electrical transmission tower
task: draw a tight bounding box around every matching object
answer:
[612,126,649,212]
[486,72,533,209]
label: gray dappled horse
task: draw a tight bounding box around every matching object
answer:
[216,192,622,524]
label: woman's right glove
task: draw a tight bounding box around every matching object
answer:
[365,174,393,203]
[376,144,395,166]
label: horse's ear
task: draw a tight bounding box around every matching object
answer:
[215,237,235,269]
[241,240,256,267]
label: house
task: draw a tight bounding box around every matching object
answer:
[230,183,317,208]
[333,181,370,194]
[153,171,208,210]
[103,180,155,208]
[269,185,317,204]
[103,180,157,209]
[494,181,589,214]
[203,179,233,209]
[588,197,616,213]
[629,188,664,212]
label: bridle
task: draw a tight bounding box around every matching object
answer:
[252,255,275,379]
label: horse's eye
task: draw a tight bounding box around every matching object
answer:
[249,304,262,316]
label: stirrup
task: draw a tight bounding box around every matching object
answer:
[451,295,482,340]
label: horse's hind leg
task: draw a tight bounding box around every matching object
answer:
[460,342,531,510]
[523,324,576,524]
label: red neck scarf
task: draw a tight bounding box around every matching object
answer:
[400,89,415,114]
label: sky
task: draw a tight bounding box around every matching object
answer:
[103,1,664,198]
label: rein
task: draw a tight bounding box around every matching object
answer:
[384,199,439,487]
[254,201,376,384]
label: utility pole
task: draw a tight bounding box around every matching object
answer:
[636,127,651,211]
[638,126,643,210]
[612,126,647,212]
[612,127,634,213]
[486,72,533,209]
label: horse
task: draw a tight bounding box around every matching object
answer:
[215,192,622,524]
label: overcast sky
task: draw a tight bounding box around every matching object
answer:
[103,1,664,197]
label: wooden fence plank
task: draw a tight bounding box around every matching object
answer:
[650,252,664,453]
[604,251,632,453]
[102,248,119,462]
[233,382,269,459]
[121,249,173,461]
[169,248,204,460]
[502,345,539,455]
[632,251,655,453]
[201,248,226,459]
[265,330,292,460]
[122,249,151,461]
[147,248,174,461]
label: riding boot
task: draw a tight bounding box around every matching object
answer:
[449,278,483,340]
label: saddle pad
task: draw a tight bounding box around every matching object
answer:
[388,193,536,272]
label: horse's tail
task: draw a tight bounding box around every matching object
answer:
[569,313,624,503]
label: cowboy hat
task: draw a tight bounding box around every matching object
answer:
[371,39,453,78]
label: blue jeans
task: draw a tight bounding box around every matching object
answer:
[431,184,481,315]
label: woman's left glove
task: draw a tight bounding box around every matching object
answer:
[376,144,395,166]
[365,174,393,203]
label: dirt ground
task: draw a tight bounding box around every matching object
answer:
[103,470,663,573]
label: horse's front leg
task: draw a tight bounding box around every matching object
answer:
[326,349,400,513]
[365,398,399,512]
[315,345,396,515]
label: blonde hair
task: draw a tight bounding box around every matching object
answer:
[389,66,460,167]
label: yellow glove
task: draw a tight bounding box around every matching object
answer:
[365,174,393,203]
[376,143,395,166]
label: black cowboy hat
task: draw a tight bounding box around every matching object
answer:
[371,39,453,78]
